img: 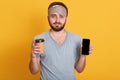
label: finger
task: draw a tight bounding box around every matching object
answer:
[80,44,82,48]
[33,50,40,54]
[89,51,92,54]
[89,45,93,51]
[32,40,36,46]
[33,43,42,48]
[80,44,82,54]
[33,50,44,54]
[89,45,93,54]
[31,50,39,58]
[33,48,44,52]
[34,46,40,49]
[34,48,40,51]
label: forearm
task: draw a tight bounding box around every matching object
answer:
[29,57,40,74]
[75,55,86,73]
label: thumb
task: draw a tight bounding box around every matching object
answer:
[80,44,82,54]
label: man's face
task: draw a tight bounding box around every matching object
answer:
[48,5,67,32]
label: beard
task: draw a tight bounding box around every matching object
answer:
[48,20,66,32]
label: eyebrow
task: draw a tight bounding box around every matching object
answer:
[49,13,65,17]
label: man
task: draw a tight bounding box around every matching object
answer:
[29,1,93,80]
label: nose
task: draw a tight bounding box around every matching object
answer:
[56,16,60,22]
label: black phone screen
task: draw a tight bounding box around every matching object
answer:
[82,39,90,55]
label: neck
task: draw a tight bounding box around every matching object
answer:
[50,29,67,45]
[50,29,66,36]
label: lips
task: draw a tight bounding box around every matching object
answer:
[54,23,60,26]
[53,22,61,24]
[53,23,61,27]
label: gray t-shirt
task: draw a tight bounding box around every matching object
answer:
[33,30,82,80]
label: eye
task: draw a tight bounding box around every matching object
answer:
[50,14,56,18]
[59,15,64,18]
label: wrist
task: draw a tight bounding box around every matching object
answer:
[31,57,37,62]
[80,54,86,58]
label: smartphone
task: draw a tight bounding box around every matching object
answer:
[82,39,90,55]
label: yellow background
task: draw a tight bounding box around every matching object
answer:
[0,0,120,80]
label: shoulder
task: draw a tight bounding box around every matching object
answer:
[67,31,82,42]
[33,31,49,41]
